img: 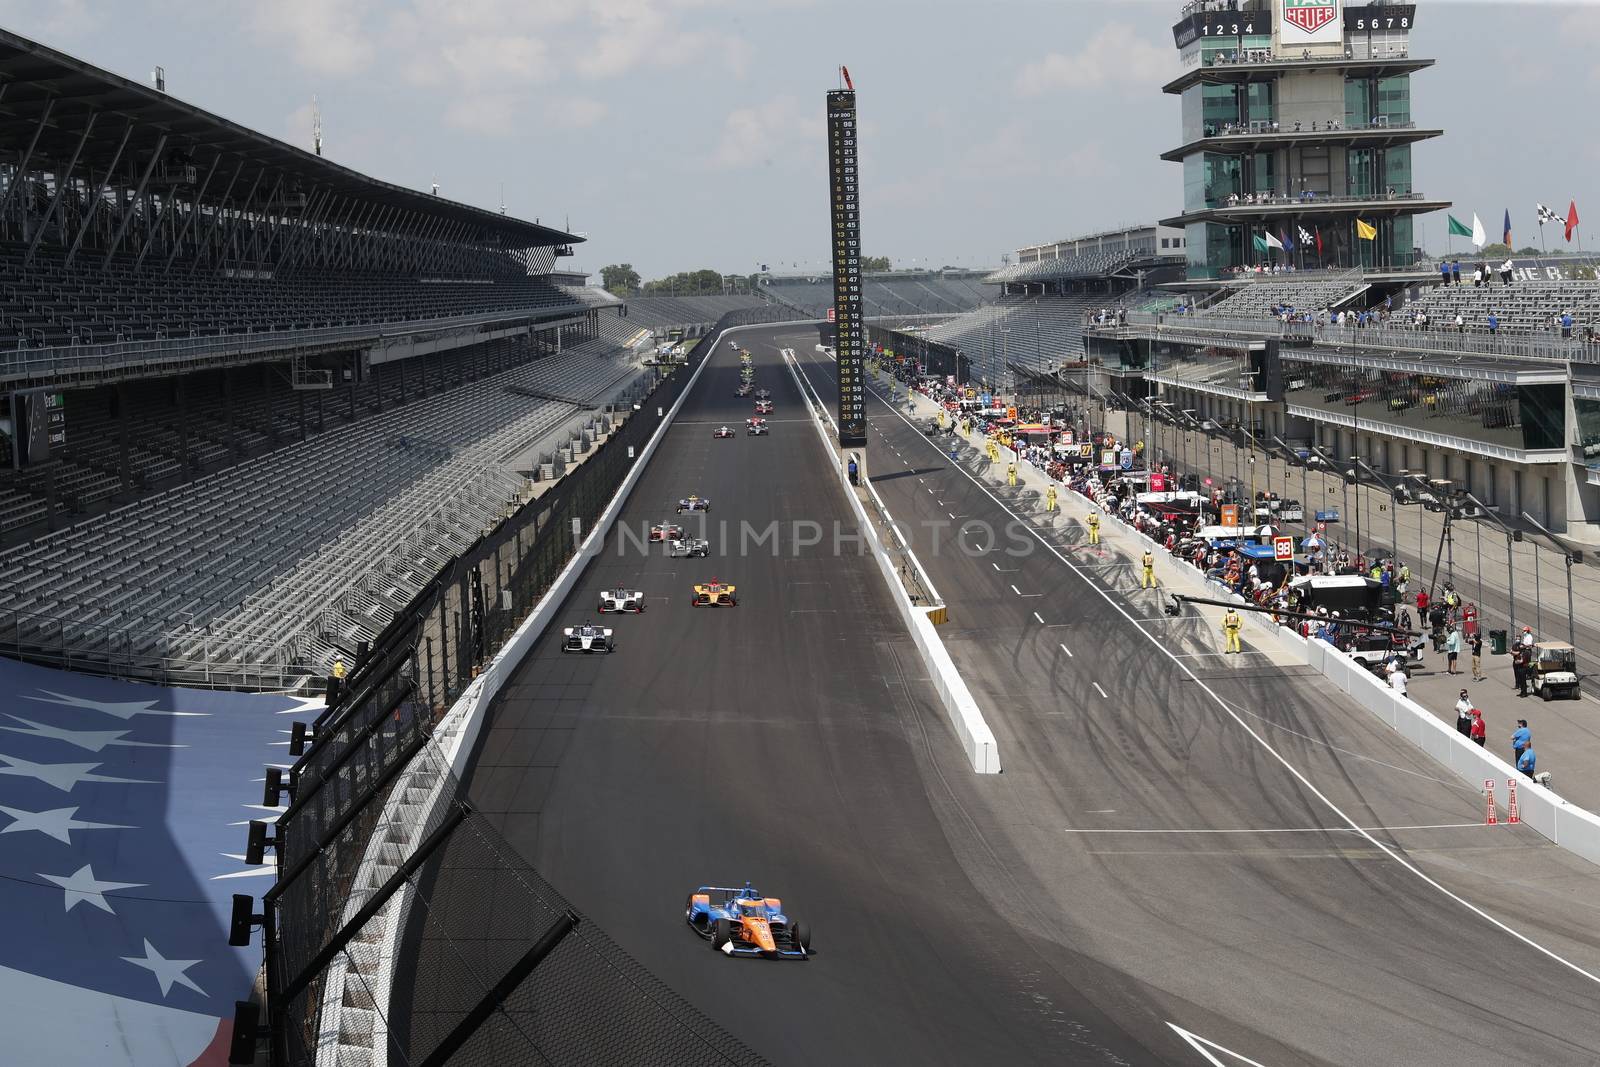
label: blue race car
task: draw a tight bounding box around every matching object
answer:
[685,883,810,959]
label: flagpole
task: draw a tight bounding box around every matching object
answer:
[1539,221,1547,255]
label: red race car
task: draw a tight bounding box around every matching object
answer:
[649,522,685,543]
[713,426,735,439]
[754,400,774,414]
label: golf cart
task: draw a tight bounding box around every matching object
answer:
[1532,642,1581,701]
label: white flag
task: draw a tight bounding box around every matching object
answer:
[1471,213,1486,250]
[1265,231,1284,251]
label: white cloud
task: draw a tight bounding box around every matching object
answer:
[247,0,378,77]
[1014,24,1174,96]
[544,96,609,130]
[709,95,822,169]
[443,94,519,137]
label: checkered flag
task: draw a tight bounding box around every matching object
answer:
[1297,226,1314,246]
[1537,203,1563,225]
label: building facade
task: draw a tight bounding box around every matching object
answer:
[1163,0,1447,278]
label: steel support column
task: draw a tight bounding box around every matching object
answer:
[97,131,167,267]
[25,111,100,264]
[65,119,135,265]
[162,155,229,272]
[0,97,54,231]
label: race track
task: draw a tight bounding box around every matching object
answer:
[403,325,1600,1066]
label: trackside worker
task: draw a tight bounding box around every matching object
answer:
[1140,550,1157,589]
[332,657,347,681]
[1007,462,1018,487]
[1086,510,1101,546]
[1045,485,1057,513]
[1222,607,1243,654]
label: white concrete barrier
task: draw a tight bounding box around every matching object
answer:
[785,352,1000,774]
[1295,636,1600,868]
[321,323,737,1066]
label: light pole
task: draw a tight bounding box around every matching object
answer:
[1522,511,1582,649]
[1271,435,1313,537]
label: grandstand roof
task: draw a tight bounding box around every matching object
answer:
[0,27,581,249]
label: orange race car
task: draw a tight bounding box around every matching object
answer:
[691,577,737,607]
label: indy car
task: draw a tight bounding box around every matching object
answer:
[669,537,710,558]
[597,586,645,613]
[748,420,769,436]
[713,426,736,439]
[754,399,774,414]
[649,522,684,543]
[677,495,712,512]
[685,883,809,959]
[736,383,753,397]
[692,577,737,607]
[754,389,771,400]
[562,621,614,653]
[739,350,753,364]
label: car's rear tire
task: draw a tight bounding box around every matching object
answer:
[1542,686,1552,701]
[791,920,811,953]
[712,918,731,950]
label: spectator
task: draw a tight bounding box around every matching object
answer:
[1512,643,1530,697]
[1415,587,1430,615]
[1511,719,1531,765]
[1387,661,1409,696]
[1500,258,1514,286]
[1454,313,1465,334]
[1472,266,1483,288]
[1469,629,1484,681]
[1517,745,1537,780]
[1453,690,1474,737]
[1439,260,1451,287]
[1469,708,1487,747]
[1445,624,1463,674]
[1561,311,1574,339]
[1451,260,1462,285]
[1487,311,1499,335]
[1520,625,1535,651]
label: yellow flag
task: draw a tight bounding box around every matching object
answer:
[1356,218,1377,241]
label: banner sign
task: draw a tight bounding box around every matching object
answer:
[1278,0,1343,44]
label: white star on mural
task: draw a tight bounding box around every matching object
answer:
[122,939,207,998]
[0,803,132,844]
[39,863,145,914]
[0,716,183,752]
[0,752,158,792]
[21,690,208,720]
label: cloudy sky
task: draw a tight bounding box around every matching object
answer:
[2,0,1595,278]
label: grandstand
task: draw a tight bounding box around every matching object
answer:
[0,28,650,684]
[761,269,996,318]
[1397,277,1600,338]
[1198,268,1371,317]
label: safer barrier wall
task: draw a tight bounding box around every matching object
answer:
[786,350,1000,774]
[313,320,732,1066]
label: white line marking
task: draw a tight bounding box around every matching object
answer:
[1170,651,1270,658]
[1092,682,1109,699]
[873,379,1600,988]
[1168,1022,1272,1067]
[1086,808,1115,813]
[1065,822,1488,836]
[947,512,956,520]
[1010,584,1022,596]
[1060,643,1074,657]
[1033,611,1045,625]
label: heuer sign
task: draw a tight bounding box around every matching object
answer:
[1279,0,1342,43]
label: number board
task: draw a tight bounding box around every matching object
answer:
[1173,12,1264,47]
[826,89,867,447]
[1343,4,1415,31]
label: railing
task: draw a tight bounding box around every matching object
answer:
[1088,308,1600,365]
[1203,190,1425,210]
[1200,47,1411,69]
[1202,118,1417,138]
[0,301,587,386]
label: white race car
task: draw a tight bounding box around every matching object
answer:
[678,495,712,512]
[562,622,614,653]
[748,421,769,436]
[598,586,645,614]
[669,537,710,558]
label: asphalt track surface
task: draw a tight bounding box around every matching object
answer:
[424,326,1600,1066]
[787,331,1600,1065]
